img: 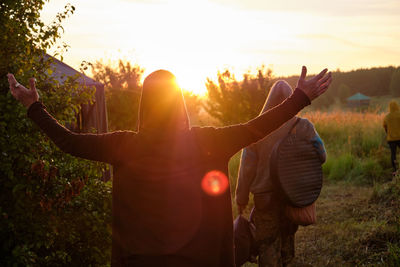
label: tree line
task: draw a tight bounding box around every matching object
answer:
[92,62,400,129]
[292,66,400,109]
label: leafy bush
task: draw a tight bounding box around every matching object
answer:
[1,1,111,266]
[204,66,273,125]
[91,60,143,131]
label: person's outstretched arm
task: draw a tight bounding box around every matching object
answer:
[8,74,131,164]
[194,66,332,159]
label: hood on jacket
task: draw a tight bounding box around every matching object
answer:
[261,80,293,114]
[138,70,189,133]
[389,100,400,113]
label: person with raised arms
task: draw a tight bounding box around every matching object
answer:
[8,66,331,267]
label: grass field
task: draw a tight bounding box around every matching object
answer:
[302,110,392,184]
[229,109,400,266]
[293,181,400,267]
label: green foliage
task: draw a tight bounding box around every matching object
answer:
[182,91,202,125]
[369,178,400,265]
[390,68,400,97]
[91,60,144,131]
[92,60,143,92]
[289,183,400,266]
[371,176,400,204]
[301,110,392,184]
[105,89,141,131]
[204,66,272,125]
[323,153,354,181]
[321,153,386,185]
[387,243,400,267]
[1,1,111,266]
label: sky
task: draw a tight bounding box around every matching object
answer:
[40,0,400,95]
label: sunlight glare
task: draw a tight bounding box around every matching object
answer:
[201,170,229,196]
[40,0,400,91]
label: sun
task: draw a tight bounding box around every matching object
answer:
[175,72,208,97]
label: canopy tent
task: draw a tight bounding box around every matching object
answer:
[44,54,108,134]
[347,92,371,108]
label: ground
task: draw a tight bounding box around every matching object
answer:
[243,180,400,267]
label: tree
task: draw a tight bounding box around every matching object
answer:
[92,60,144,131]
[1,1,111,265]
[337,83,352,102]
[280,67,397,110]
[182,91,202,125]
[390,68,400,97]
[204,66,273,125]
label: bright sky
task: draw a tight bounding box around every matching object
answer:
[41,0,400,95]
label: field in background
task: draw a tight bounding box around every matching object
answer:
[303,110,391,185]
[228,108,400,266]
[229,108,393,202]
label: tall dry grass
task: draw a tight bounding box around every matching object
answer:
[302,110,391,184]
[302,110,385,154]
[229,110,392,197]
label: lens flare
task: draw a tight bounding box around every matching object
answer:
[201,170,229,196]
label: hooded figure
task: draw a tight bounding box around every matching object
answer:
[24,70,313,267]
[235,80,326,267]
[138,70,189,133]
[383,100,400,172]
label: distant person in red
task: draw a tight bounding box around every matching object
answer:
[8,67,331,267]
[383,100,400,175]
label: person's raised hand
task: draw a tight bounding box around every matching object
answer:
[7,73,39,108]
[296,66,332,101]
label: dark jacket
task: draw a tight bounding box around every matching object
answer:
[27,88,310,267]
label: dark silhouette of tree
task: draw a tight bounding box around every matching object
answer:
[204,65,400,117]
[390,68,400,97]
[204,66,273,125]
[92,60,143,92]
[337,83,352,102]
[92,60,144,131]
[286,66,397,109]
